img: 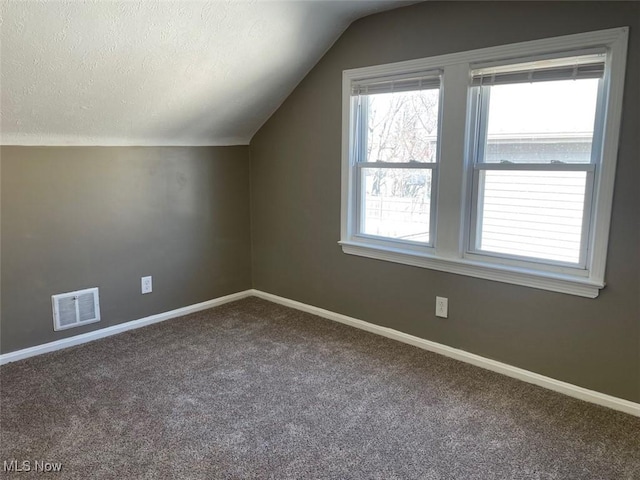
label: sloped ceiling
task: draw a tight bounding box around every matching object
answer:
[0,0,415,146]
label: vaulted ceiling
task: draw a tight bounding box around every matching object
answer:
[0,1,416,146]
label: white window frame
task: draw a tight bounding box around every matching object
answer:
[349,70,443,251]
[339,28,628,298]
[466,54,606,271]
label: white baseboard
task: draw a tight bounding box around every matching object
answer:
[2,287,638,417]
[0,290,253,365]
[249,289,640,418]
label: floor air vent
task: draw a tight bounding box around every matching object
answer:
[52,287,101,331]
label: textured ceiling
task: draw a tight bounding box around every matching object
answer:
[0,0,414,146]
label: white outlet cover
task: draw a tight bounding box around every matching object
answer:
[141,276,152,294]
[436,296,448,318]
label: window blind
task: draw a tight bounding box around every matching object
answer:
[471,53,605,87]
[352,70,442,95]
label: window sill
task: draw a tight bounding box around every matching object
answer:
[338,240,604,298]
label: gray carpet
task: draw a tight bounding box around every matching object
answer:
[1,297,639,479]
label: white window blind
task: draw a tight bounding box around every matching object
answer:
[471,53,605,86]
[352,70,442,95]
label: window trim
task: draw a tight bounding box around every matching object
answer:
[350,74,443,247]
[340,27,628,298]
[465,63,608,271]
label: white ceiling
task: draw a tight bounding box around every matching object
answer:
[0,0,414,146]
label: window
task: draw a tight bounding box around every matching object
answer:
[352,72,441,246]
[340,28,628,297]
[468,54,604,267]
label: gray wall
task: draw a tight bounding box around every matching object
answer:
[1,146,252,353]
[250,2,640,402]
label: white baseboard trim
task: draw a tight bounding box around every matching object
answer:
[2,288,638,417]
[0,290,253,366]
[249,289,640,418]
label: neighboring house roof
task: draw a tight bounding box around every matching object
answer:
[0,0,417,146]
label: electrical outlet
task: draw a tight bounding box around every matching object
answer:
[141,276,152,294]
[435,296,448,318]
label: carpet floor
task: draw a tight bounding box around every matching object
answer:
[1,297,639,479]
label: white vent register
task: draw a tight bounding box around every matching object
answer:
[52,287,101,331]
